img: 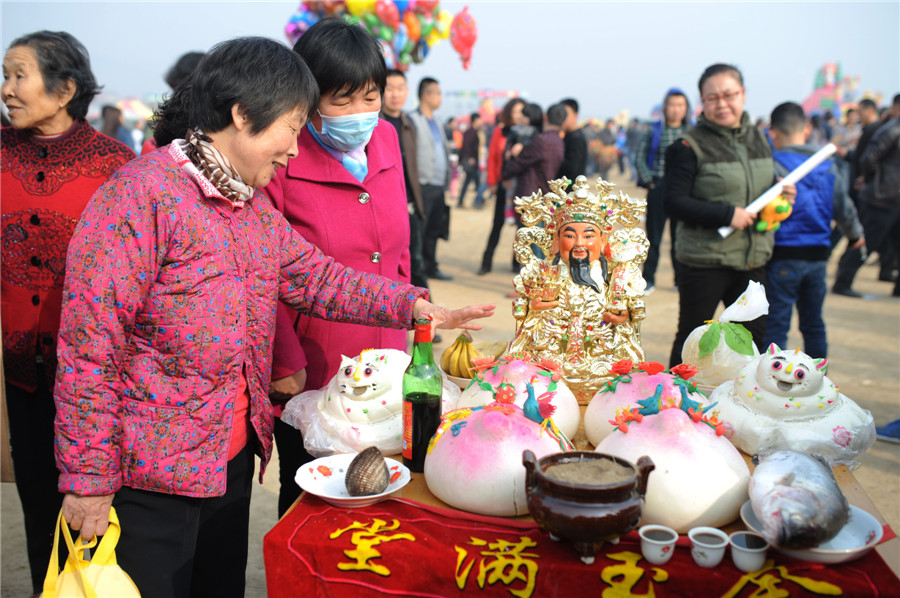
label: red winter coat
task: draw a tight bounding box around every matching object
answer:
[1,120,135,392]
[264,121,416,401]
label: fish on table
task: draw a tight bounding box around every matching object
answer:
[749,450,850,549]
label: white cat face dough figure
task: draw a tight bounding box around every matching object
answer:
[280,349,461,456]
[709,344,875,466]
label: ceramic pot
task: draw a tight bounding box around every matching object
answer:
[523,450,654,564]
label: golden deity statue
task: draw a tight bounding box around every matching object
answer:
[508,176,649,398]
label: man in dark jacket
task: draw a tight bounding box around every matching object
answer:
[456,112,483,208]
[381,69,428,290]
[557,98,588,185]
[832,93,900,297]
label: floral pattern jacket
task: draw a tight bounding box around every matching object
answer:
[55,144,426,498]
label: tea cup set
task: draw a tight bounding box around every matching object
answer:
[639,524,768,571]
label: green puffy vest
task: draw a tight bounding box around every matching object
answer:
[675,113,775,270]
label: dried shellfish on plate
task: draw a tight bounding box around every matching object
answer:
[295,452,411,507]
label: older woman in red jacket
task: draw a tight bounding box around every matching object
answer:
[263,18,415,516]
[1,30,134,593]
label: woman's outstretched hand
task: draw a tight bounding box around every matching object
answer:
[413,299,495,332]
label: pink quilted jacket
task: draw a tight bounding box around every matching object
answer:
[54,144,426,498]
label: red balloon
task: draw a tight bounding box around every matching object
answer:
[450,6,477,68]
[416,0,439,13]
[375,0,400,28]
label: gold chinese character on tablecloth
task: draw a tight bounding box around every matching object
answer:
[455,536,540,598]
[722,559,842,597]
[329,518,415,577]
[600,551,669,597]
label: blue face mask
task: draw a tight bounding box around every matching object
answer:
[315,110,379,152]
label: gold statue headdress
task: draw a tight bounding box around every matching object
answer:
[513,176,647,265]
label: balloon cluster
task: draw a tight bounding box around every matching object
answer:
[285,1,477,71]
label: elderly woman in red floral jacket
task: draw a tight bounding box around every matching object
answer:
[1,30,134,594]
[53,36,493,598]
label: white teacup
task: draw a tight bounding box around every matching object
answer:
[639,524,678,565]
[729,530,769,572]
[688,527,729,568]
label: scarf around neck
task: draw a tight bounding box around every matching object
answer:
[179,128,254,207]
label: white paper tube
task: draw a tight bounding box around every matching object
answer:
[717,143,837,238]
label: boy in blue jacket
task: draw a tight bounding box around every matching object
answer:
[763,102,865,358]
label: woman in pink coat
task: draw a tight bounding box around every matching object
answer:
[264,18,415,516]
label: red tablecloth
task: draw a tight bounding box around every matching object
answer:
[264,494,898,597]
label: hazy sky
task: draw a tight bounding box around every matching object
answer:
[2,1,898,122]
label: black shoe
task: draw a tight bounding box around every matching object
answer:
[832,286,863,298]
[429,270,454,281]
[477,265,491,275]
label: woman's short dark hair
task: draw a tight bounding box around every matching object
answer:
[698,63,744,94]
[153,36,318,145]
[293,18,386,99]
[7,30,101,121]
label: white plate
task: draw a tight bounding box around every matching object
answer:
[295,453,411,508]
[740,500,883,564]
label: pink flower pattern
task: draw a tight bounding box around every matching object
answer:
[832,426,852,448]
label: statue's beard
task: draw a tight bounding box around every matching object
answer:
[567,254,602,294]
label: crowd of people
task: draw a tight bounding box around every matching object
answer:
[2,21,898,598]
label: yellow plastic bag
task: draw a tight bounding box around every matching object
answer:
[43,507,140,598]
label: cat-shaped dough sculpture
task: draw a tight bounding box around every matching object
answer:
[281,349,461,456]
[709,344,875,466]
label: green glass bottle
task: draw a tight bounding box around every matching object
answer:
[402,318,443,473]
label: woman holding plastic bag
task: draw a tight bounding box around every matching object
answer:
[663,63,794,366]
[53,36,493,597]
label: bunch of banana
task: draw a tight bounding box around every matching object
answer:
[440,332,482,379]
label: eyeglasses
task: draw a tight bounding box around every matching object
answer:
[702,89,743,105]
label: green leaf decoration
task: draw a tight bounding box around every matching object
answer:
[723,322,755,356]
[479,381,494,392]
[698,321,722,358]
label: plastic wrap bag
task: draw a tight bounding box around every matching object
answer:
[280,348,461,457]
[681,281,768,386]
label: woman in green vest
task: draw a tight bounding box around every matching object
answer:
[663,63,796,366]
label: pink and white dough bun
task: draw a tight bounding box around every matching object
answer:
[424,403,572,517]
[596,406,750,533]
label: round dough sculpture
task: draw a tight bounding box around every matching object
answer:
[583,359,709,446]
[281,349,461,456]
[457,353,581,439]
[709,344,876,466]
[595,391,750,532]
[425,382,574,517]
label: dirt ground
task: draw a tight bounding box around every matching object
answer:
[2,169,898,596]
